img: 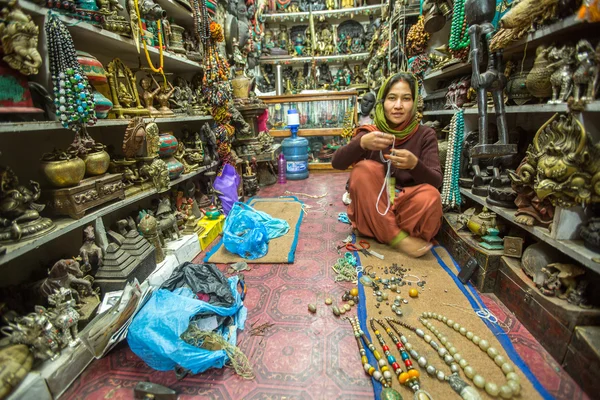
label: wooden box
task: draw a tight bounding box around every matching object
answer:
[562,326,600,397]
[436,213,504,292]
[45,174,125,219]
[495,257,600,363]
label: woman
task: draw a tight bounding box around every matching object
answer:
[332,72,442,258]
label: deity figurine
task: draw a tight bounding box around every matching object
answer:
[155,78,176,116]
[117,81,134,107]
[341,0,353,8]
[278,25,289,51]
[572,39,596,104]
[262,29,276,55]
[465,0,516,159]
[326,0,335,10]
[358,92,375,126]
[139,75,161,116]
[352,64,365,84]
[303,31,313,56]
[350,36,363,54]
[0,3,42,76]
[293,34,304,57]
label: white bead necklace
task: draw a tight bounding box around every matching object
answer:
[419,312,522,399]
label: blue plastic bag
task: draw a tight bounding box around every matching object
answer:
[127,274,246,375]
[213,164,240,215]
[222,202,290,259]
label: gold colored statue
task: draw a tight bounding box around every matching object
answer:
[155,80,175,116]
[341,0,353,8]
[0,3,42,75]
[106,58,149,118]
[326,0,336,10]
[139,75,161,116]
[511,113,600,209]
[173,142,199,173]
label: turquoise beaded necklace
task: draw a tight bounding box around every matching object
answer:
[448,0,470,51]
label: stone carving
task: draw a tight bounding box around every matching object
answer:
[79,225,103,272]
[538,263,585,300]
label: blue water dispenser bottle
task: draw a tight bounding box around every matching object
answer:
[281,109,309,180]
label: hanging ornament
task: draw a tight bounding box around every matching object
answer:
[441,110,465,209]
[448,0,470,52]
[45,13,97,132]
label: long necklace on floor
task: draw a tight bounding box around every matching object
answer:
[386,318,481,400]
[346,317,403,399]
[441,110,464,209]
[370,319,433,400]
[46,13,97,131]
[419,312,521,398]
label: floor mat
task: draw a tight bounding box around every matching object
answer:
[61,172,589,400]
[205,197,304,264]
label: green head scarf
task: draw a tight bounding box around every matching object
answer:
[373,72,421,140]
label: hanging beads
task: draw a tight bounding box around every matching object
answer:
[45,13,96,131]
[448,0,470,51]
[441,110,464,209]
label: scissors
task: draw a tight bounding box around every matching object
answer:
[346,240,372,257]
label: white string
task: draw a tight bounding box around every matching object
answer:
[376,136,396,216]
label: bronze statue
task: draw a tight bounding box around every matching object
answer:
[39,259,94,301]
[155,79,176,116]
[138,212,165,263]
[0,2,42,75]
[79,225,103,272]
[139,75,161,116]
[106,58,149,118]
[573,39,596,104]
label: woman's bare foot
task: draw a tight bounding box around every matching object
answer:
[394,236,432,258]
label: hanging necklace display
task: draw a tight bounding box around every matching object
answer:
[346,317,403,400]
[418,312,521,398]
[369,319,433,400]
[441,109,464,208]
[386,318,481,400]
[133,0,166,86]
[448,0,470,53]
[46,13,97,132]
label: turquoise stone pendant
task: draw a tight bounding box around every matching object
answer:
[381,387,403,400]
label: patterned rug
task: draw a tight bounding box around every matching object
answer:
[62,172,588,400]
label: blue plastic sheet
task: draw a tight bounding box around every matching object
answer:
[222,202,290,259]
[127,275,247,375]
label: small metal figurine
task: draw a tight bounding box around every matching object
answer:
[153,196,180,241]
[79,225,103,272]
[573,39,597,104]
[0,2,42,75]
[548,45,575,105]
[138,212,165,263]
[139,75,161,116]
[155,79,176,116]
[47,288,80,347]
[148,157,170,193]
[39,259,94,302]
[466,0,516,159]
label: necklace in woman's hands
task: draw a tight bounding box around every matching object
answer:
[360,131,395,151]
[385,149,418,170]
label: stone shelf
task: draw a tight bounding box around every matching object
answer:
[0,115,213,134]
[460,188,600,275]
[0,161,218,266]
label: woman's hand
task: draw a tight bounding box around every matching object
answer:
[360,131,395,151]
[384,149,418,170]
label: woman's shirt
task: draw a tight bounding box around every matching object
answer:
[331,124,443,189]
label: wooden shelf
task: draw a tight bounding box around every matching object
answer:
[21,0,202,74]
[422,102,600,117]
[270,128,343,137]
[262,4,386,23]
[259,52,370,65]
[0,161,218,266]
[460,188,600,275]
[0,115,213,134]
[308,162,334,170]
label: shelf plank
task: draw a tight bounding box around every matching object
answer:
[422,102,600,117]
[259,52,370,65]
[20,0,202,74]
[262,4,386,22]
[270,128,343,137]
[0,115,213,134]
[459,187,600,275]
[0,161,218,266]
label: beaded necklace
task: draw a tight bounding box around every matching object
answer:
[370,319,433,400]
[45,13,97,131]
[448,0,469,51]
[441,110,464,208]
[387,318,481,400]
[419,312,521,398]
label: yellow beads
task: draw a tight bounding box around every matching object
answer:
[399,372,410,384]
[374,330,380,335]
[381,366,389,373]
[408,369,420,379]
[408,288,419,298]
[350,288,359,297]
[373,350,382,359]
[361,356,368,364]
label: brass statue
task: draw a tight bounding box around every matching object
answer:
[148,157,169,193]
[0,162,55,243]
[106,58,149,118]
[139,75,161,116]
[155,79,176,116]
[138,212,165,263]
[173,142,199,173]
[510,113,600,209]
[0,2,42,75]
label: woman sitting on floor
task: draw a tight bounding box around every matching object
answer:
[332,72,443,258]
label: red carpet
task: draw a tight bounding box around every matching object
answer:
[62,172,588,400]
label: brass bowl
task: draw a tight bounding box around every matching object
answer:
[40,157,86,188]
[83,150,110,176]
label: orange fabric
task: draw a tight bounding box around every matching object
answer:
[347,160,443,244]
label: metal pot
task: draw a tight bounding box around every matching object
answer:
[40,156,86,188]
[83,149,110,176]
[506,71,532,105]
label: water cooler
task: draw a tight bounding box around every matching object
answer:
[281,109,309,180]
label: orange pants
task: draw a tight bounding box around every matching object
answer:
[347,160,443,244]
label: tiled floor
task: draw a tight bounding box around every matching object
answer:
[62,172,588,400]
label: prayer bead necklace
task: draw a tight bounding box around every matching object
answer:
[419,312,521,399]
[441,110,464,208]
[448,0,470,51]
[370,319,433,400]
[386,318,481,400]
